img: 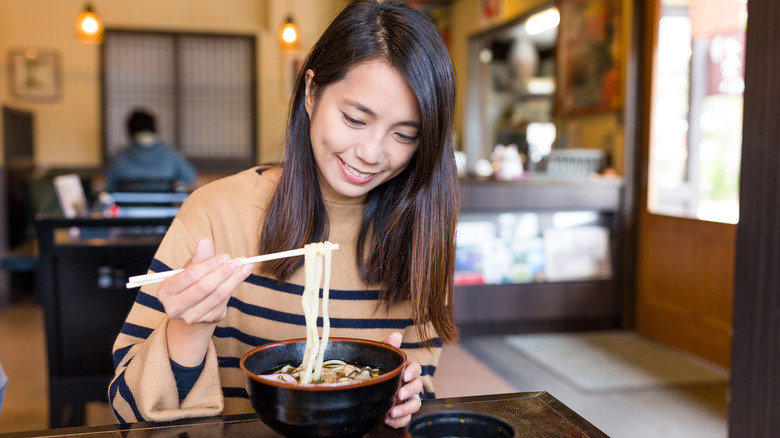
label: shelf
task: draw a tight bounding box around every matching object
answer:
[460,176,624,212]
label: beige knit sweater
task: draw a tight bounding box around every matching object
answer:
[108,167,442,423]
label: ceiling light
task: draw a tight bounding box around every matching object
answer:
[525,8,560,36]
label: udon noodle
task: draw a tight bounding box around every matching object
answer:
[256,241,386,385]
[299,241,333,384]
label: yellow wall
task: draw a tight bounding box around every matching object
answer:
[0,0,344,168]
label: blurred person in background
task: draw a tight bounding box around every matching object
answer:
[105,109,197,192]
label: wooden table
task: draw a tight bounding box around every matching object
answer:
[0,391,609,437]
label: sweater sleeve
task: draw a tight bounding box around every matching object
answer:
[108,213,224,423]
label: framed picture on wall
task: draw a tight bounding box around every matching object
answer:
[556,0,621,115]
[8,48,62,101]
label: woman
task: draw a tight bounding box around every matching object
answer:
[109,0,458,429]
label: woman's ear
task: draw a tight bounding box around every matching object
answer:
[304,69,316,118]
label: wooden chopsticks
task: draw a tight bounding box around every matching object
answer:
[126,244,340,289]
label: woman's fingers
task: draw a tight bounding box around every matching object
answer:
[385,390,423,428]
[382,332,425,429]
[383,331,403,349]
[188,238,215,266]
[175,261,252,324]
[402,357,423,385]
[157,238,252,323]
[159,253,228,295]
[157,253,230,313]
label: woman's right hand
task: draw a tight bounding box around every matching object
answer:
[158,238,251,324]
[159,238,251,365]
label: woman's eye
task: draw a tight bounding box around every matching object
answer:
[394,132,418,143]
[343,114,364,127]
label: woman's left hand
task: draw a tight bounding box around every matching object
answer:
[382,332,423,429]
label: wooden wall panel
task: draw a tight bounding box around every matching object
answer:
[729,0,780,435]
[636,214,735,368]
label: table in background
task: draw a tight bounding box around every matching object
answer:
[34,216,173,428]
[0,391,608,437]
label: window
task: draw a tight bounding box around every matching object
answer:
[647,0,746,224]
[102,30,257,173]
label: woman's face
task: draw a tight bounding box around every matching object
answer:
[304,60,420,203]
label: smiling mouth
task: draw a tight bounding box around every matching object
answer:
[338,158,377,184]
[343,161,372,178]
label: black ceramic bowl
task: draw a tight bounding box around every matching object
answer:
[240,337,406,438]
[405,410,517,438]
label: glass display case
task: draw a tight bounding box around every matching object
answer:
[456,210,611,286]
[454,178,624,335]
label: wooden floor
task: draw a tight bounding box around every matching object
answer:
[0,300,728,437]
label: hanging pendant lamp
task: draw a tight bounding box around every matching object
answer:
[279,16,299,52]
[76,3,104,44]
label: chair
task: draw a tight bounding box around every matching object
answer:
[35,216,172,427]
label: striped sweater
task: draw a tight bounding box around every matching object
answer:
[109,167,442,423]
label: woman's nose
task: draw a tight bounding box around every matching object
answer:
[354,132,385,164]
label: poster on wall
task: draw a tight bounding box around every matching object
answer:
[410,1,453,46]
[8,48,62,101]
[556,0,621,115]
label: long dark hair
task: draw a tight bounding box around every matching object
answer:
[259,0,459,346]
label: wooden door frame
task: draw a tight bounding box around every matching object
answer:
[633,0,739,368]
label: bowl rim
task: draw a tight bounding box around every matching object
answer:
[407,410,517,436]
[240,337,407,391]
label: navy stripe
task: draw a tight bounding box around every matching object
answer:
[111,405,126,424]
[223,386,249,399]
[245,274,381,300]
[214,326,273,346]
[111,370,144,422]
[108,373,120,406]
[149,258,173,274]
[113,344,133,368]
[422,390,436,400]
[420,365,436,378]
[244,274,301,293]
[229,296,411,329]
[135,291,164,312]
[228,297,300,324]
[119,322,154,340]
[108,376,127,423]
[401,338,442,349]
[218,356,241,369]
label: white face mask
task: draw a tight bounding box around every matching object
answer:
[134,131,157,147]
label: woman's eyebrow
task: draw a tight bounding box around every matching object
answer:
[344,99,375,117]
[344,99,420,128]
